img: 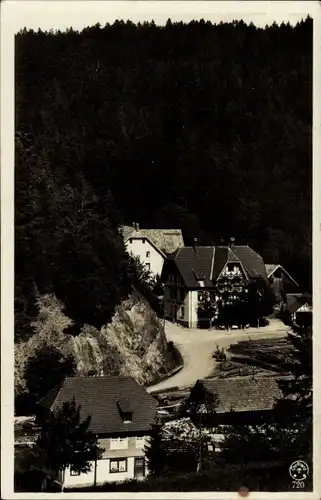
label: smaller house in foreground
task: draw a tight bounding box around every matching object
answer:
[37,376,157,488]
[186,376,283,427]
[121,223,185,278]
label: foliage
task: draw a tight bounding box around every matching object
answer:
[16,18,312,294]
[198,276,274,328]
[145,423,167,475]
[35,399,104,476]
[25,346,76,403]
[64,462,312,492]
[162,417,215,473]
[14,293,75,411]
[273,323,312,461]
[183,382,220,432]
[219,323,312,470]
[126,255,164,315]
[15,346,77,415]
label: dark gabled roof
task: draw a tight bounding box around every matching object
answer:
[199,377,283,413]
[117,397,133,413]
[171,245,266,288]
[211,246,228,280]
[231,246,267,279]
[174,247,214,288]
[38,376,157,435]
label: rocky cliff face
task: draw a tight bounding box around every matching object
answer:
[72,291,175,384]
[15,291,176,396]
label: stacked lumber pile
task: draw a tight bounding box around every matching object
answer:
[214,337,294,377]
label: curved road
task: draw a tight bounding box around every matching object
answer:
[147,318,288,393]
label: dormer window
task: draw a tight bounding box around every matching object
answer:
[123,412,132,424]
[117,398,133,424]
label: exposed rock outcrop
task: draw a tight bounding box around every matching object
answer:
[15,291,176,397]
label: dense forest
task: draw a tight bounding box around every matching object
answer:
[15,18,312,341]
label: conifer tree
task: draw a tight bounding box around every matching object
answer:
[35,399,104,480]
[145,423,167,476]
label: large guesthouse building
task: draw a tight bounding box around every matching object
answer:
[162,242,269,328]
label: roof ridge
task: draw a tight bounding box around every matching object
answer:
[176,247,182,259]
[38,379,65,409]
[210,246,215,280]
[228,247,241,262]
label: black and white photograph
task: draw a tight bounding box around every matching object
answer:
[1,0,320,497]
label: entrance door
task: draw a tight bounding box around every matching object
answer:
[134,457,145,479]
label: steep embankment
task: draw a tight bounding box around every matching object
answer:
[15,292,176,398]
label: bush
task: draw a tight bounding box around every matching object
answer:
[65,462,312,492]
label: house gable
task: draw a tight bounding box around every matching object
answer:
[125,236,167,259]
[217,260,248,281]
[265,264,299,288]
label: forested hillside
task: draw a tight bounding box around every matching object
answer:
[15,18,312,342]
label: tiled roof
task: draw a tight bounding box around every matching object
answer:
[200,377,283,413]
[121,225,135,241]
[38,376,157,436]
[231,246,267,279]
[175,247,214,288]
[265,264,279,277]
[171,245,267,288]
[122,226,185,255]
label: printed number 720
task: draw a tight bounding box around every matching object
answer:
[292,480,305,489]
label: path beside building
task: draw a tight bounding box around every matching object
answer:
[147,318,289,393]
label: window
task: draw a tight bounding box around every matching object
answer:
[129,238,132,244]
[110,437,128,450]
[146,251,150,258]
[180,306,185,319]
[70,467,81,476]
[145,263,150,271]
[142,238,145,244]
[122,412,132,423]
[135,436,145,448]
[109,458,128,473]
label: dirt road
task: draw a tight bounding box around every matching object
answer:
[147,318,288,393]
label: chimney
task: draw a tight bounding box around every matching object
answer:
[193,237,199,252]
[136,222,139,231]
[132,222,136,228]
[229,237,235,248]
